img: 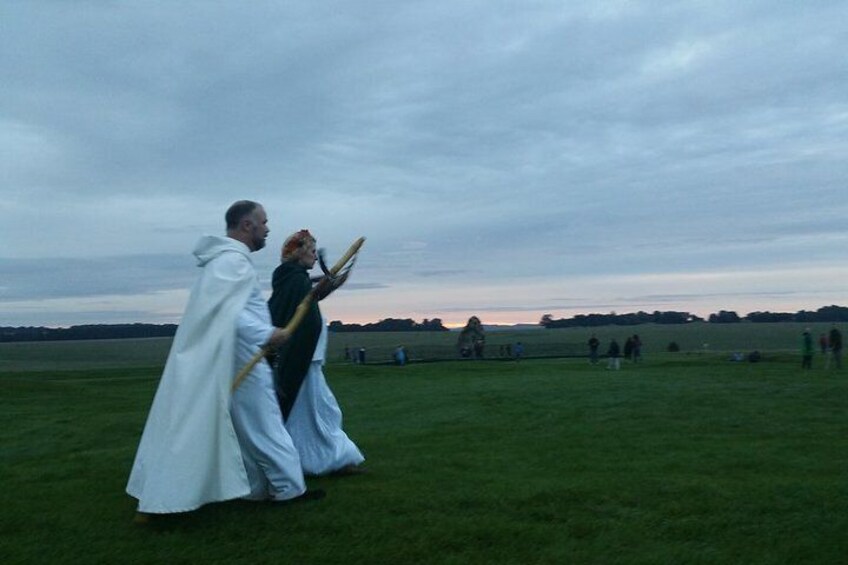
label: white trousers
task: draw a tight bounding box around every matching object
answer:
[230,364,306,501]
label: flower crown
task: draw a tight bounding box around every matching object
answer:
[281,229,315,261]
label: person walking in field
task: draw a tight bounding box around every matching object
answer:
[632,334,642,362]
[393,345,407,366]
[588,334,600,364]
[801,328,814,370]
[127,201,322,516]
[827,326,842,370]
[607,339,621,370]
[267,229,365,476]
[623,336,634,361]
[514,341,524,360]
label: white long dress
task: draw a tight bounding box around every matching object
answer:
[285,318,365,475]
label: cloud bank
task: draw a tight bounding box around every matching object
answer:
[2,1,846,326]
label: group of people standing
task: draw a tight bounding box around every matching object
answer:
[343,345,368,364]
[498,342,525,359]
[588,334,643,370]
[127,201,363,517]
[802,326,843,370]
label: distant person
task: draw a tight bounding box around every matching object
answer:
[458,316,485,359]
[607,339,621,370]
[632,334,642,363]
[514,341,524,360]
[358,347,366,365]
[267,229,364,476]
[801,329,814,370]
[127,200,320,516]
[623,336,634,361]
[588,334,600,364]
[819,334,828,356]
[393,345,407,366]
[828,326,842,370]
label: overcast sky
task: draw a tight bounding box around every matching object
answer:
[2,1,846,328]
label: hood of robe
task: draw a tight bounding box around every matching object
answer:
[193,235,251,267]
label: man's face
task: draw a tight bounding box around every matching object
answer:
[248,207,269,251]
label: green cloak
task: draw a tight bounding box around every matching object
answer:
[267,260,322,421]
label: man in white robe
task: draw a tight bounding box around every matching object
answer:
[127,201,322,514]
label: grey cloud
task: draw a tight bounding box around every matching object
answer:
[438,305,569,313]
[2,1,847,325]
[414,269,469,278]
[0,255,195,300]
[620,291,802,303]
[0,309,169,328]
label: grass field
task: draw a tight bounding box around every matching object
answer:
[1,327,846,563]
[0,321,841,370]
[324,322,842,363]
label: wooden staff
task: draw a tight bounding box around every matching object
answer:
[231,237,365,393]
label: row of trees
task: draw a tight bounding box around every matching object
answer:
[722,305,848,323]
[540,311,701,328]
[328,318,449,333]
[0,323,178,343]
[541,305,848,328]
[1,317,449,342]
[3,306,845,342]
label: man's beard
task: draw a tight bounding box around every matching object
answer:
[252,233,266,251]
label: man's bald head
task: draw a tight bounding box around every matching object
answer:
[225,200,269,252]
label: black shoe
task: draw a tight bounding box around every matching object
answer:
[280,489,326,505]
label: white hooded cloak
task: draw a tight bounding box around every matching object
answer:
[126,235,257,513]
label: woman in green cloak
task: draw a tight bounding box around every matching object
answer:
[268,230,365,476]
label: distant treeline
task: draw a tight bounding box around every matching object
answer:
[1,318,447,342]
[328,318,449,333]
[3,306,846,342]
[0,323,178,343]
[540,305,848,328]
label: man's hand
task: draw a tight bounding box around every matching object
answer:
[266,327,290,348]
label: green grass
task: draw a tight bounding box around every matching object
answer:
[1,343,846,563]
[0,338,173,372]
